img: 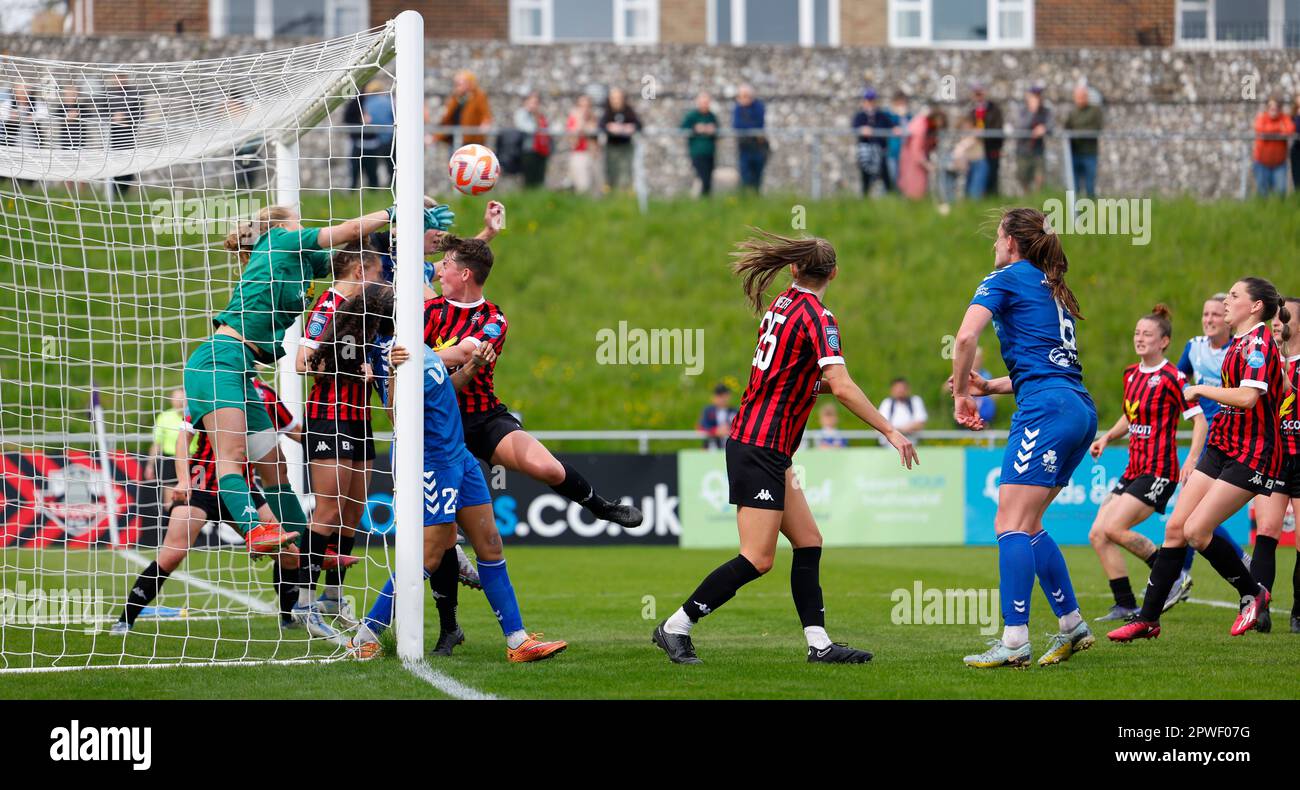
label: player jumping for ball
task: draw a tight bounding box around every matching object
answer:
[652,229,918,665]
[951,207,1098,668]
[337,284,567,663]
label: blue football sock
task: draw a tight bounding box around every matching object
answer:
[1030,530,1079,617]
[361,569,432,636]
[1182,545,1196,572]
[998,531,1035,627]
[477,558,524,636]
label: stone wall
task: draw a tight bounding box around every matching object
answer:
[2,33,1297,199]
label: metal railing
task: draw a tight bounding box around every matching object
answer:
[424,122,1297,205]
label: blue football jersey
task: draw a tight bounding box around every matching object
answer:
[1177,336,1227,423]
[422,346,471,469]
[970,259,1088,401]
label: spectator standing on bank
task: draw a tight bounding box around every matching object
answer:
[1063,83,1103,198]
[968,81,1004,197]
[680,92,719,196]
[360,81,394,188]
[899,106,945,200]
[103,73,143,198]
[697,384,737,450]
[1289,96,1300,192]
[1252,96,1295,198]
[733,84,768,192]
[852,87,894,196]
[513,92,552,189]
[437,70,492,147]
[1014,84,1050,194]
[341,92,365,190]
[886,91,911,192]
[565,94,600,195]
[600,88,642,193]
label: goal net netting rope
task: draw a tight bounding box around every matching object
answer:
[0,22,413,670]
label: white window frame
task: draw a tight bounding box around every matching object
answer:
[708,0,840,47]
[886,0,1033,48]
[209,0,369,39]
[508,0,660,44]
[1175,0,1286,49]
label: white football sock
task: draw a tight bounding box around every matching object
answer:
[663,607,694,636]
[804,626,832,650]
[1002,624,1029,649]
[1059,610,1083,633]
[506,630,528,650]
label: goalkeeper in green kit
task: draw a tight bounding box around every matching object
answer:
[183,201,453,572]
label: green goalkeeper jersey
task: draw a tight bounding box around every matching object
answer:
[213,226,334,361]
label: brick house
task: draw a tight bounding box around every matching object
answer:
[65,0,1300,48]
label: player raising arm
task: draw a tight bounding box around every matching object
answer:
[1086,304,1206,622]
[1109,278,1288,642]
[652,229,916,666]
[183,203,452,562]
[338,285,567,663]
[951,207,1098,668]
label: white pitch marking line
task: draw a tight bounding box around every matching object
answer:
[120,548,276,614]
[402,658,498,700]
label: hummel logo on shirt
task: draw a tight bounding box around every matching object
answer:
[754,489,774,501]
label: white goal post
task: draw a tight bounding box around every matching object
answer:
[0,12,427,670]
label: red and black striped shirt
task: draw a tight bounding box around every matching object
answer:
[302,287,371,422]
[423,295,507,414]
[184,380,294,493]
[729,286,844,456]
[1208,322,1285,477]
[1280,354,1299,457]
[1120,360,1201,481]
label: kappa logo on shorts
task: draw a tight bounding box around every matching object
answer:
[315,441,329,452]
[753,489,774,501]
[1251,472,1264,486]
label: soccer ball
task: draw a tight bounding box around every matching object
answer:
[448,144,500,196]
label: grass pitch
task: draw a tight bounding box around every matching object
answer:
[1,545,1295,699]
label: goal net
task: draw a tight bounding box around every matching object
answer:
[0,17,427,671]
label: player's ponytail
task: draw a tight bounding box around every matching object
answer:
[731,228,837,314]
[1144,303,1173,339]
[223,205,298,265]
[308,282,394,376]
[1000,207,1083,320]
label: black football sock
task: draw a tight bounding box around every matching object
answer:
[301,529,331,591]
[549,461,595,506]
[1200,534,1262,598]
[1138,548,1184,623]
[790,546,826,628]
[1109,576,1137,609]
[430,549,460,632]
[1143,548,1158,568]
[336,532,356,585]
[273,562,299,622]
[123,561,171,626]
[1252,535,1278,592]
[682,555,762,621]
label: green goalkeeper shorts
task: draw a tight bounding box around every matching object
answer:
[183,334,273,435]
